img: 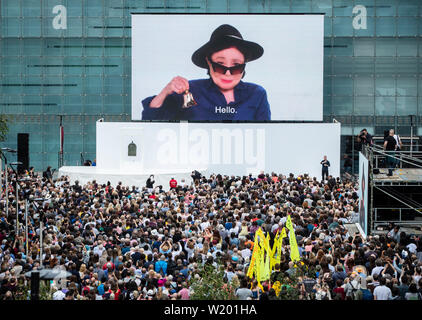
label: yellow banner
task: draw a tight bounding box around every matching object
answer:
[270,231,279,270]
[280,227,287,239]
[286,215,293,231]
[288,225,300,262]
[246,229,261,278]
[247,227,296,286]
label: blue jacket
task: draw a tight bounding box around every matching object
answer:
[154,260,168,275]
[142,78,271,121]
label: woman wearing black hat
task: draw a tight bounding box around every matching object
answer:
[141,24,271,121]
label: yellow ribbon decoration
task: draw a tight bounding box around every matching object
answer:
[272,281,281,297]
[286,216,300,262]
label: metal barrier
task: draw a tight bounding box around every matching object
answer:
[58,151,63,168]
[80,152,85,166]
[374,207,422,224]
[363,144,422,233]
[373,207,422,227]
[367,145,422,170]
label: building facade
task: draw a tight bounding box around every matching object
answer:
[1,0,421,173]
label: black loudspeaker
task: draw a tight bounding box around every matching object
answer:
[17,133,29,174]
[373,168,380,174]
[30,271,40,300]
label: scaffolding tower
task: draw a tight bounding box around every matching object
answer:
[363,145,422,234]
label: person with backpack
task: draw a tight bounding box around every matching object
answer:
[359,277,373,300]
[345,274,363,300]
[314,281,332,300]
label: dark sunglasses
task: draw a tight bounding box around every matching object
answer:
[209,60,246,75]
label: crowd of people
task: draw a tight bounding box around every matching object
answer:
[0,167,421,301]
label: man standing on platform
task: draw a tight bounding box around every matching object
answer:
[320,155,330,181]
[383,130,397,176]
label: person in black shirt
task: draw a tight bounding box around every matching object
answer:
[357,129,373,150]
[320,155,330,181]
[259,285,270,300]
[328,175,337,189]
[301,276,317,300]
[384,130,397,176]
[191,170,201,182]
[43,166,53,184]
[146,175,155,189]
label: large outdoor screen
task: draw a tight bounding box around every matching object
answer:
[132,14,324,121]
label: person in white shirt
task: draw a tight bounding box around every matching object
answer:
[391,129,402,168]
[180,179,189,189]
[371,259,385,277]
[52,286,66,300]
[241,244,252,261]
[407,242,417,255]
[184,239,196,259]
[270,218,281,233]
[200,218,210,231]
[391,129,402,151]
[171,242,182,260]
[229,225,239,236]
[93,244,105,257]
[373,277,392,300]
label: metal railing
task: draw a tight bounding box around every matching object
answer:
[373,207,422,227]
[368,145,422,170]
[80,152,85,166]
[363,144,422,233]
[58,151,63,168]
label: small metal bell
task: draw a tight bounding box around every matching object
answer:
[183,90,197,108]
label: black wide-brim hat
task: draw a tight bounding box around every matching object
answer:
[192,24,264,69]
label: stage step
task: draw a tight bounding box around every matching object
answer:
[344,223,361,237]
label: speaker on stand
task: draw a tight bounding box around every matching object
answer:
[17,133,29,174]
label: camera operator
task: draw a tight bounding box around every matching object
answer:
[191,170,202,183]
[357,128,373,150]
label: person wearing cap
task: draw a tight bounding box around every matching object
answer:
[141,24,270,121]
[146,289,155,300]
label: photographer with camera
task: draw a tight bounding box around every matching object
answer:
[357,128,373,151]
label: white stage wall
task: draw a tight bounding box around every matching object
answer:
[96,121,341,179]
